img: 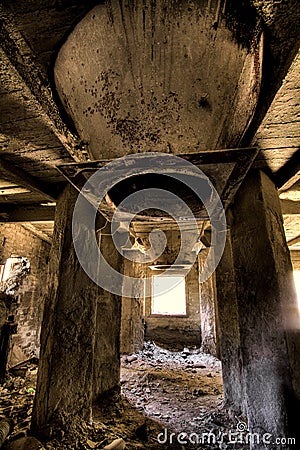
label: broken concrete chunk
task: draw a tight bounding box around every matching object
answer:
[103,438,126,449]
[193,363,206,368]
[126,355,138,363]
[0,418,11,447]
[4,436,44,450]
[86,439,99,449]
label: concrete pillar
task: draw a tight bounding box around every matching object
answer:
[32,187,123,435]
[230,170,300,445]
[198,250,219,357]
[32,185,98,435]
[92,226,123,400]
[120,255,144,355]
[215,227,246,414]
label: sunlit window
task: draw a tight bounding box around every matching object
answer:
[293,270,300,311]
[152,275,186,315]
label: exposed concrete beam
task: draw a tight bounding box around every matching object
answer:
[280,199,300,215]
[21,223,52,244]
[0,158,56,202]
[290,250,300,270]
[287,234,300,247]
[0,4,88,162]
[275,148,300,190]
[280,169,300,192]
[0,204,55,223]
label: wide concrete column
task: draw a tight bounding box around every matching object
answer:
[215,227,246,414]
[31,185,99,436]
[92,224,123,400]
[230,170,300,445]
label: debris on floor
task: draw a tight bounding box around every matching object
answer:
[0,343,249,449]
[121,342,249,449]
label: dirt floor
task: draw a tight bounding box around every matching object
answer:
[0,342,249,449]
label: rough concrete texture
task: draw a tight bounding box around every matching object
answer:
[32,187,122,432]
[215,228,246,415]
[31,185,97,434]
[198,250,219,357]
[54,0,262,159]
[0,223,50,357]
[93,223,123,401]
[230,170,300,445]
[120,256,145,354]
[4,436,44,450]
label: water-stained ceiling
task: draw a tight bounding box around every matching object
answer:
[0,0,299,245]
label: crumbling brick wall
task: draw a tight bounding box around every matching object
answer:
[0,223,50,357]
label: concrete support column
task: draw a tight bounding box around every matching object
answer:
[230,170,300,445]
[198,250,219,357]
[120,255,145,355]
[215,227,245,414]
[32,185,98,435]
[92,226,123,400]
[32,187,123,435]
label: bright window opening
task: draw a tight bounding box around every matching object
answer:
[293,270,300,311]
[152,275,186,315]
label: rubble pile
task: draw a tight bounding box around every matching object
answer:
[0,343,249,449]
[121,342,249,449]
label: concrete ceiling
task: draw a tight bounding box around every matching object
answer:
[0,0,299,248]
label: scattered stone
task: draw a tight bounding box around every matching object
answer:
[86,438,99,448]
[103,437,126,449]
[192,389,206,396]
[0,418,11,447]
[126,355,138,363]
[194,363,206,368]
[4,436,44,450]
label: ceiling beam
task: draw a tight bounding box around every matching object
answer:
[0,204,55,223]
[21,223,52,244]
[287,234,300,247]
[275,148,300,191]
[280,199,300,215]
[0,158,56,202]
[0,4,88,162]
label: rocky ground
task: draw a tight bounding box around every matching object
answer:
[0,342,249,449]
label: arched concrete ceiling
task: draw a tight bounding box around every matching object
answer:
[54,0,262,159]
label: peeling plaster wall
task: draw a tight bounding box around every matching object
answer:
[0,223,50,357]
